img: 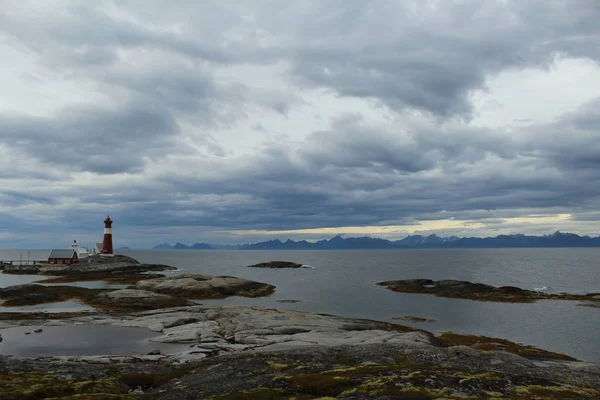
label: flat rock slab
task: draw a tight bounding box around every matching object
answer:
[136,274,276,299]
[247,261,304,268]
[378,278,600,303]
[0,304,435,353]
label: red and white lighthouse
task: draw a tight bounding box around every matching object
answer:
[101,215,114,255]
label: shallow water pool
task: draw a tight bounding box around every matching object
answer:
[0,325,189,357]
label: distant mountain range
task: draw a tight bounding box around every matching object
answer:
[152,232,600,250]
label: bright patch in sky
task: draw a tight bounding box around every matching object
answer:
[470,57,600,128]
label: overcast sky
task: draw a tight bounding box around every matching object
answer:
[1,0,600,248]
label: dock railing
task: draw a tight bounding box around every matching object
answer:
[0,260,42,266]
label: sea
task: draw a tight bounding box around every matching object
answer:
[1,248,599,362]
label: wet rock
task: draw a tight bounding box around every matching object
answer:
[136,274,276,299]
[0,284,100,307]
[0,284,42,297]
[147,350,162,355]
[378,278,600,303]
[247,261,304,269]
[91,289,190,310]
[277,300,302,303]
[33,329,43,333]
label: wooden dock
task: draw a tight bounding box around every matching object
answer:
[0,260,42,266]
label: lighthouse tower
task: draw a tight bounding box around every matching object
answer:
[101,215,114,256]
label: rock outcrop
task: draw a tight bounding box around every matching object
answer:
[378,278,600,303]
[1,304,598,399]
[247,261,304,268]
[0,285,189,311]
[136,274,276,299]
[1,265,40,274]
[39,255,175,275]
[2,343,599,399]
[2,255,177,285]
[0,284,101,307]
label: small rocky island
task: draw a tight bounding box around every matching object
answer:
[247,261,304,268]
[1,257,599,399]
[0,255,276,311]
[378,278,600,303]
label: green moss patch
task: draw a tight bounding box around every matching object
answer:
[117,363,200,390]
[514,384,600,399]
[0,372,133,400]
[437,332,576,361]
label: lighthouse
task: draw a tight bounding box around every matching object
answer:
[101,215,114,256]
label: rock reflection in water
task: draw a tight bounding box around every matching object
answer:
[0,274,60,288]
[0,325,188,357]
[0,299,94,313]
[37,281,130,289]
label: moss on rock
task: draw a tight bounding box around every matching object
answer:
[437,332,576,361]
[0,372,132,400]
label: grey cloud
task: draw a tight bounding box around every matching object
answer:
[284,1,600,117]
[101,65,219,117]
[4,1,599,120]
[138,99,600,231]
[0,5,232,64]
[0,102,179,174]
[520,98,600,170]
[4,95,600,236]
[1,1,600,246]
[0,191,56,207]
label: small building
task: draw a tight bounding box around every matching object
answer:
[48,249,79,265]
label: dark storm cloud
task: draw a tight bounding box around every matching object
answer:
[2,1,597,120]
[0,191,56,207]
[524,98,600,170]
[0,102,179,174]
[285,1,600,117]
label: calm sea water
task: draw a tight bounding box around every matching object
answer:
[1,248,599,361]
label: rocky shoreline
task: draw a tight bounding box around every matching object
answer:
[1,257,599,399]
[2,304,600,399]
[0,255,276,311]
[378,278,600,303]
